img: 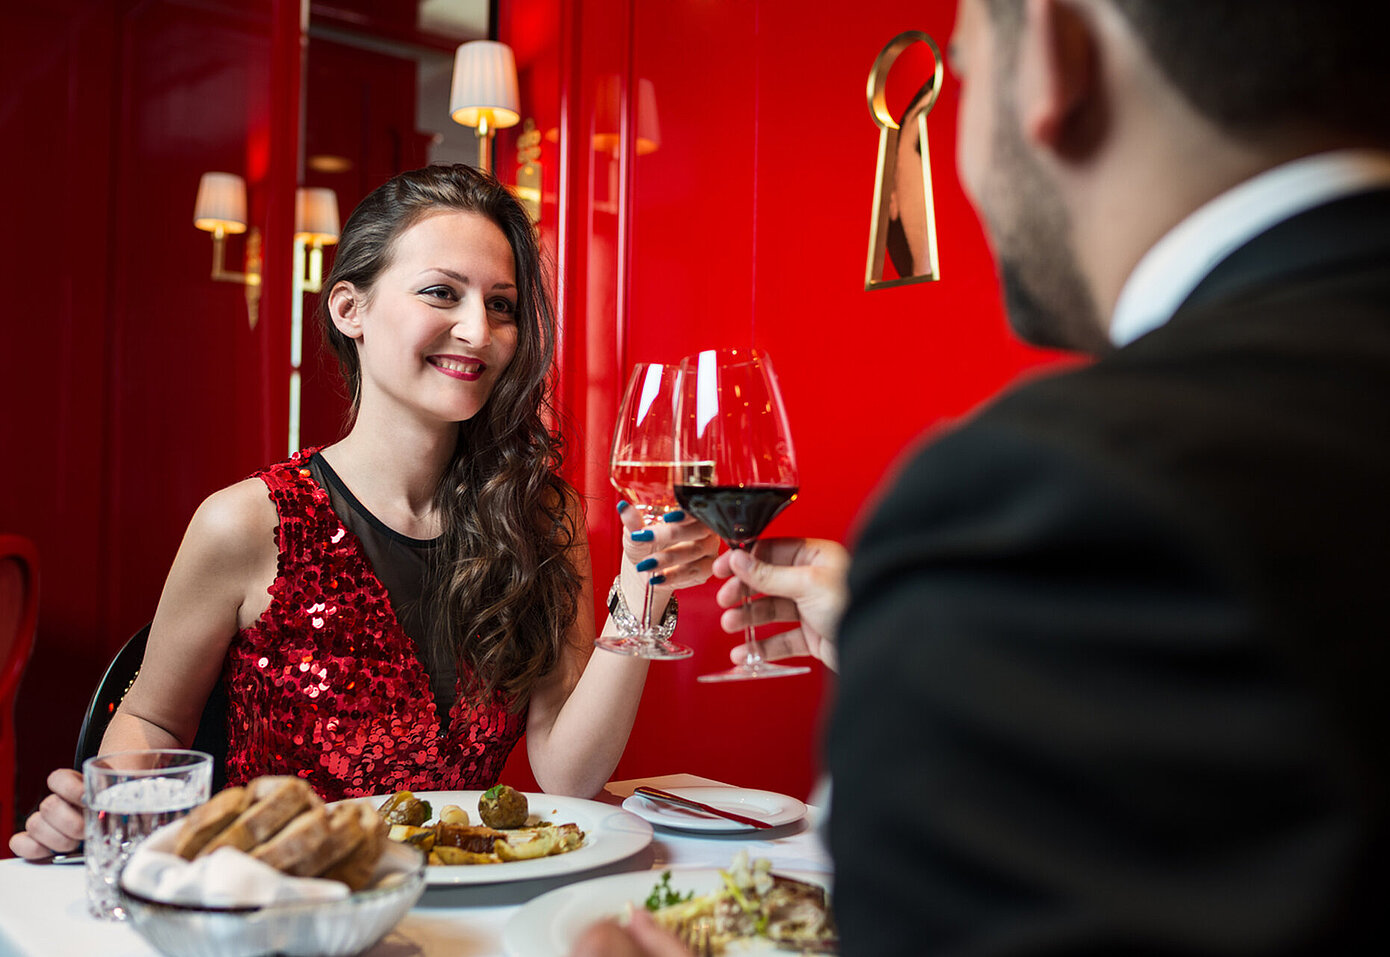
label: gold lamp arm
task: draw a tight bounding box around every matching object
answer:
[207,225,262,329]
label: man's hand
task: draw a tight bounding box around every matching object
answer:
[712,537,850,672]
[569,908,694,957]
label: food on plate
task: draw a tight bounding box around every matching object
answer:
[478,783,529,828]
[643,852,838,955]
[380,788,585,866]
[169,776,391,891]
[378,789,433,827]
[439,803,471,825]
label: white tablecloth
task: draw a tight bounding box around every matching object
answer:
[0,774,831,957]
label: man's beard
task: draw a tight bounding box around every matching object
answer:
[980,100,1109,356]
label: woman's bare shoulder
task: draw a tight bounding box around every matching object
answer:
[180,477,278,570]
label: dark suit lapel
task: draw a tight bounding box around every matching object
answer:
[1179,188,1390,314]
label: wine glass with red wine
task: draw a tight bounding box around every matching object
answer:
[673,347,811,681]
[604,362,695,659]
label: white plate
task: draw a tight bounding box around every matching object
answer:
[502,866,832,957]
[358,790,653,886]
[621,787,806,833]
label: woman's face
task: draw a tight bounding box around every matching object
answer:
[338,209,520,428]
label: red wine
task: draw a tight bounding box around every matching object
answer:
[672,484,798,547]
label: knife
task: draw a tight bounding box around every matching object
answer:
[634,786,774,829]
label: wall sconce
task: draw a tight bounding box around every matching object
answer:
[593,76,661,157]
[193,171,261,328]
[293,187,340,296]
[449,40,521,174]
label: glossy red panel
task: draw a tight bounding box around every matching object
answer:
[498,0,1069,801]
[1,0,287,833]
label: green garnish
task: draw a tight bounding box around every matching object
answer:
[719,869,768,935]
[644,870,694,911]
[482,785,504,801]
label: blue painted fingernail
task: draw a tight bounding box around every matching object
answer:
[636,557,658,572]
[617,500,630,512]
[662,510,685,523]
[648,574,667,585]
[631,529,655,542]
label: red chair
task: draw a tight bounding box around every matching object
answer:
[1,534,39,852]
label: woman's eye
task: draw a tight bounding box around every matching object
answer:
[489,298,517,318]
[421,285,457,301]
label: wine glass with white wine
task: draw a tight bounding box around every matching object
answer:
[673,347,810,681]
[605,362,696,659]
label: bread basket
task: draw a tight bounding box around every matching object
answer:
[117,841,425,957]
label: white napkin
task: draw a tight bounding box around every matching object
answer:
[121,820,351,907]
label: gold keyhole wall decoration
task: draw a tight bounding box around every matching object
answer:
[865,30,944,291]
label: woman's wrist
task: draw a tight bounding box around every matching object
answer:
[610,563,676,638]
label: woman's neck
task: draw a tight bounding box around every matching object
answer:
[319,406,459,540]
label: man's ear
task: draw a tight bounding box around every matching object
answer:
[1016,0,1097,156]
[327,281,364,340]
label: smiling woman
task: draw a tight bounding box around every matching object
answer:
[9,164,721,862]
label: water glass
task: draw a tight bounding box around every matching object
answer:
[83,749,212,920]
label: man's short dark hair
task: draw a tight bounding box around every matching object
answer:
[984,0,1390,145]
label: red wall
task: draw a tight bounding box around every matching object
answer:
[496,0,1064,801]
[0,0,298,842]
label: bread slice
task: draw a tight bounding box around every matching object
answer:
[172,777,388,891]
[196,776,316,857]
[319,802,387,891]
[283,801,367,878]
[250,805,331,872]
[174,786,251,860]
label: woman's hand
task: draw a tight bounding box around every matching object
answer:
[712,537,850,671]
[8,768,84,860]
[617,502,720,593]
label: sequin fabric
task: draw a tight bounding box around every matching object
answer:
[223,448,525,800]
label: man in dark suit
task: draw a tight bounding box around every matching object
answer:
[574,0,1390,954]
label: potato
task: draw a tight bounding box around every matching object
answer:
[378,790,432,827]
[495,827,559,861]
[387,824,436,852]
[478,784,528,829]
[431,845,497,865]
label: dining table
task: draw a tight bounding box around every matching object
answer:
[0,773,832,957]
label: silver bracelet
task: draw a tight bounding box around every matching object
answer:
[607,576,678,639]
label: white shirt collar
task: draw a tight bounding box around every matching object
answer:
[1109,149,1390,348]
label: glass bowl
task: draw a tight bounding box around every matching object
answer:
[117,847,425,957]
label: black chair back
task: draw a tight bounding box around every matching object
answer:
[74,622,229,792]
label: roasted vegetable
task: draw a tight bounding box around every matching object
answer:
[478,783,528,828]
[378,790,433,827]
[387,824,436,853]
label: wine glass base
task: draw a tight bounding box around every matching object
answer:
[697,661,811,682]
[595,634,694,660]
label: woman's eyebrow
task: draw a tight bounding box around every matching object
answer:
[419,269,515,292]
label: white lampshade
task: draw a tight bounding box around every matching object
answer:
[193,172,248,233]
[294,187,340,245]
[635,78,660,155]
[450,40,521,129]
[593,76,660,156]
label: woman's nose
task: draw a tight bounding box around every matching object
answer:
[451,296,491,346]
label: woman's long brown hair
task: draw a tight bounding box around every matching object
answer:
[317,164,580,709]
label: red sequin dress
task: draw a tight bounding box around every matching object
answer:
[222,449,525,800]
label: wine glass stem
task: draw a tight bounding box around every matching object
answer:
[740,579,763,670]
[641,580,655,635]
